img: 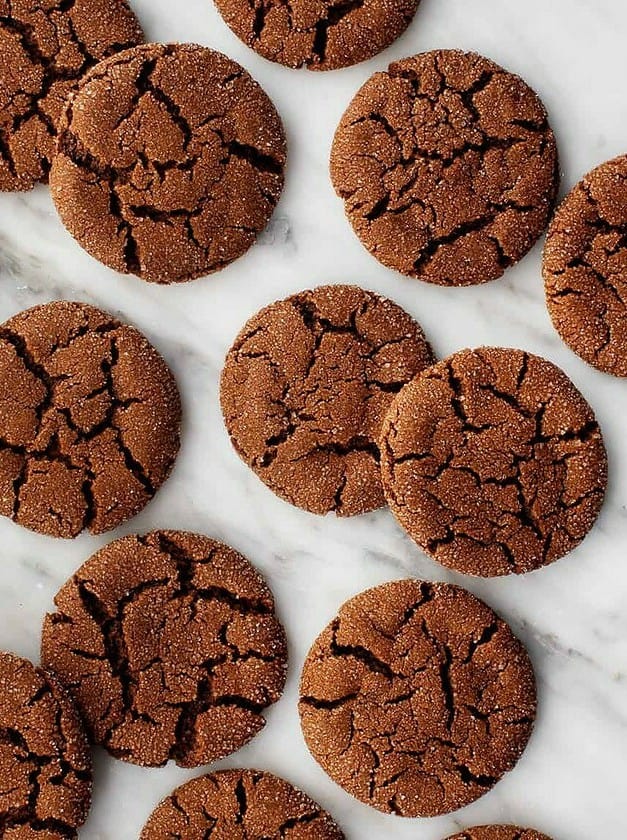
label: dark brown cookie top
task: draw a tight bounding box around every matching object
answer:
[141,769,345,839]
[544,155,627,377]
[214,0,420,71]
[447,828,552,840]
[331,50,559,286]
[0,651,92,838]
[41,531,288,768]
[380,347,607,576]
[0,301,181,539]
[220,285,434,516]
[299,580,536,818]
[49,43,286,284]
[0,0,143,192]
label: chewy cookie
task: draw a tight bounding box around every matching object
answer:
[141,769,345,839]
[0,651,92,838]
[41,531,288,767]
[214,0,420,71]
[446,828,552,840]
[380,347,607,576]
[50,43,286,283]
[331,50,559,286]
[299,580,536,817]
[220,285,434,516]
[0,301,181,539]
[544,155,627,376]
[0,0,143,191]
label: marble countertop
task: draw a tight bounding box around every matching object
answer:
[1,0,626,837]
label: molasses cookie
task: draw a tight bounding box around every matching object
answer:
[0,301,181,538]
[0,0,143,191]
[214,0,420,71]
[220,285,434,516]
[331,50,559,286]
[299,580,536,817]
[446,828,552,840]
[41,531,288,767]
[380,347,607,576]
[544,155,627,376]
[49,43,286,283]
[0,651,92,838]
[141,769,345,839]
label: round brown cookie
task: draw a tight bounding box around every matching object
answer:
[544,155,627,376]
[299,580,536,817]
[141,769,345,839]
[0,0,143,192]
[331,50,559,286]
[380,347,607,576]
[214,0,420,71]
[41,531,288,767]
[220,285,434,516]
[0,301,181,539]
[0,651,92,838]
[49,43,286,284]
[446,827,552,840]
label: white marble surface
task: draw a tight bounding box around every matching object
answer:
[1,0,627,837]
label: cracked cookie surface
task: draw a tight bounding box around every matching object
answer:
[0,301,181,538]
[447,827,552,840]
[0,651,92,838]
[141,769,345,839]
[544,155,627,377]
[220,285,434,516]
[299,580,535,817]
[214,0,420,71]
[41,531,288,767]
[0,0,143,192]
[331,50,559,286]
[380,347,607,576]
[49,43,286,283]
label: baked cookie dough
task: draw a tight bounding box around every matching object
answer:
[380,347,607,576]
[214,0,420,71]
[141,769,345,839]
[446,828,552,840]
[220,285,434,516]
[41,531,288,767]
[49,43,286,283]
[0,651,92,838]
[331,50,559,286]
[299,580,536,817]
[544,154,627,376]
[0,301,181,539]
[0,0,143,191]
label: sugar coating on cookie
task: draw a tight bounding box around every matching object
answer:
[220,285,434,516]
[380,347,607,576]
[141,769,345,839]
[214,0,420,71]
[0,0,143,191]
[299,580,536,817]
[544,154,627,376]
[41,531,288,767]
[49,43,286,283]
[0,301,181,539]
[331,50,559,286]
[0,651,92,838]
[446,827,552,840]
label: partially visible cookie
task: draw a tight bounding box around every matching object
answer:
[446,828,552,840]
[221,285,434,516]
[49,43,286,283]
[299,580,536,817]
[41,531,288,768]
[380,347,607,576]
[0,301,181,538]
[0,0,143,191]
[214,0,420,71]
[331,50,559,286]
[0,651,92,838]
[141,769,345,839]
[544,155,627,376]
